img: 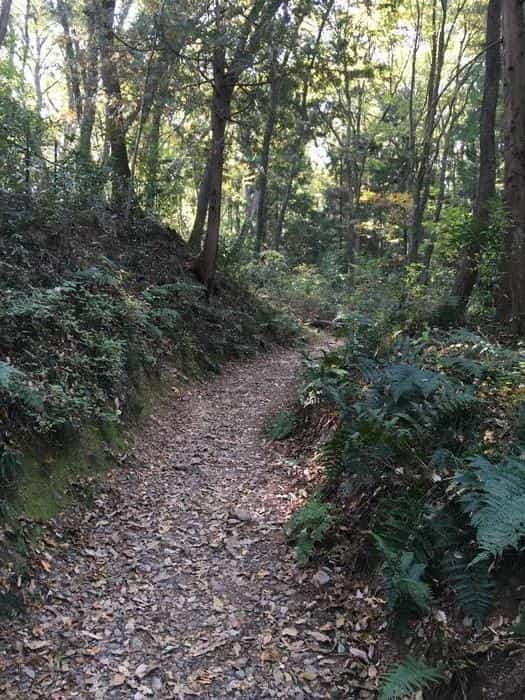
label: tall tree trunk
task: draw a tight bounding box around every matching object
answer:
[0,0,12,48]
[273,0,334,247]
[195,57,231,287]
[194,0,283,284]
[78,1,99,162]
[500,0,525,331]
[254,47,278,255]
[189,150,213,252]
[407,0,422,187]
[407,0,448,263]
[98,0,131,209]
[56,0,83,124]
[452,0,501,316]
[145,100,162,213]
[273,179,293,250]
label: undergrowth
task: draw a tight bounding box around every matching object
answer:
[0,263,297,515]
[287,309,525,695]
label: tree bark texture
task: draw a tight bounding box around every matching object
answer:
[500,0,525,330]
[452,0,501,315]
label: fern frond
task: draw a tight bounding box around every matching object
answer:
[375,538,433,613]
[379,657,443,700]
[456,455,525,557]
[443,551,494,627]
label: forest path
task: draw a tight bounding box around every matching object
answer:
[0,343,377,699]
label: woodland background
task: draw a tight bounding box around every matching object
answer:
[2,0,525,697]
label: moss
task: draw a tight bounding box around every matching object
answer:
[11,424,123,521]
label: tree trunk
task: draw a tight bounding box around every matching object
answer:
[254,47,278,256]
[451,0,501,317]
[78,1,99,162]
[194,0,284,282]
[195,38,232,288]
[500,0,525,331]
[195,108,229,289]
[273,179,293,250]
[56,0,83,124]
[0,0,12,48]
[407,0,448,263]
[189,150,213,252]
[273,0,334,248]
[145,100,162,213]
[98,0,131,209]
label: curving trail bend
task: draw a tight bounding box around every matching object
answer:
[0,346,379,699]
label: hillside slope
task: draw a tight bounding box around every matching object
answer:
[0,209,296,529]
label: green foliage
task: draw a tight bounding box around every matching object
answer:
[379,657,444,700]
[300,315,525,631]
[0,265,295,438]
[443,551,494,627]
[316,426,352,482]
[455,455,525,558]
[237,251,346,320]
[0,446,22,487]
[286,499,335,564]
[433,205,472,263]
[264,409,297,440]
[375,538,433,615]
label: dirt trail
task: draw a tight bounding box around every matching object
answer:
[0,346,378,699]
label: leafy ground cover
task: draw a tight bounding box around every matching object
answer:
[281,309,525,698]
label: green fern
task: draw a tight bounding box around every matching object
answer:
[317,426,357,481]
[264,409,297,440]
[379,657,444,700]
[375,538,432,614]
[0,361,43,410]
[286,499,335,564]
[443,550,494,627]
[0,361,21,388]
[455,455,525,557]
[0,446,22,486]
[374,492,430,557]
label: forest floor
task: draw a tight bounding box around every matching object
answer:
[0,342,381,699]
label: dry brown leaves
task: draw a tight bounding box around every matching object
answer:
[0,346,386,699]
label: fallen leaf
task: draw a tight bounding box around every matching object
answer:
[308,630,331,643]
[349,647,369,663]
[135,663,159,679]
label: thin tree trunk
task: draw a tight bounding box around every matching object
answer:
[189,150,213,252]
[33,34,44,117]
[56,0,83,123]
[452,0,501,316]
[98,0,131,209]
[273,0,334,247]
[407,0,448,262]
[78,1,99,162]
[273,179,293,250]
[145,100,162,213]
[407,0,422,187]
[254,47,278,255]
[194,0,283,283]
[0,0,12,48]
[500,0,525,330]
[195,61,231,287]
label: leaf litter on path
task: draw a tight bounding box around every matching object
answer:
[0,346,382,698]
